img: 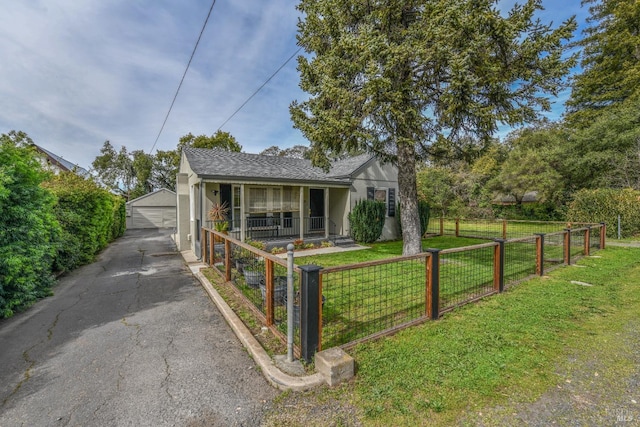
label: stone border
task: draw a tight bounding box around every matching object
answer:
[181,251,353,391]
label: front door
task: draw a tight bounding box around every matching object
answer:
[220,184,232,223]
[309,188,324,231]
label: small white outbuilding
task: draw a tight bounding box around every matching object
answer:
[126,189,177,229]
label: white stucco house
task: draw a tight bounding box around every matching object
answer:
[175,148,400,254]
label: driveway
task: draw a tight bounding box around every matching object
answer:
[0,229,277,426]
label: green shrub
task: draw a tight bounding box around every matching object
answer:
[397,200,431,237]
[349,199,386,243]
[44,172,126,272]
[0,133,60,317]
[567,188,640,238]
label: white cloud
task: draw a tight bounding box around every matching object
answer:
[0,0,587,170]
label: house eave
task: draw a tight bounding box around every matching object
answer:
[197,174,352,188]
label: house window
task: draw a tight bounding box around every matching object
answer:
[367,186,396,217]
[232,186,241,228]
[248,187,284,213]
[249,188,267,212]
[282,186,300,212]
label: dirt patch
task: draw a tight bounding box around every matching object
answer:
[262,386,364,427]
[460,319,640,426]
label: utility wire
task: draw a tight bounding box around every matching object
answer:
[149,0,217,154]
[216,46,302,131]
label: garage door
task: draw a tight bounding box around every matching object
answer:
[130,207,176,229]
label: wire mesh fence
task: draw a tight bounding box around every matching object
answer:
[426,217,600,240]
[439,243,497,311]
[201,229,301,350]
[201,222,606,355]
[320,254,429,349]
[503,236,538,287]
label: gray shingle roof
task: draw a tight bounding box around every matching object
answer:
[184,148,373,185]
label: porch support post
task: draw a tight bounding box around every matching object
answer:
[299,186,304,240]
[324,187,330,239]
[240,184,246,242]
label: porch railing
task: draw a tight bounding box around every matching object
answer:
[207,216,329,241]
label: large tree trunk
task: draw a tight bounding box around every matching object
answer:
[397,142,422,255]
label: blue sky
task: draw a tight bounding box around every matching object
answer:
[0,0,589,170]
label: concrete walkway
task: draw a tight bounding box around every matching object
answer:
[0,229,277,426]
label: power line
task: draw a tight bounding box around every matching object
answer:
[149,0,217,154]
[216,46,302,131]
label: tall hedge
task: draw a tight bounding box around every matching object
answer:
[348,199,386,243]
[567,188,640,238]
[44,172,126,272]
[0,136,60,317]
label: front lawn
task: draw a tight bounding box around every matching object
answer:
[264,246,640,426]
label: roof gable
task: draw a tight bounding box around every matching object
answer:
[33,144,90,177]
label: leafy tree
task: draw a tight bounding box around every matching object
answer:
[131,150,154,198]
[178,131,242,152]
[92,141,136,199]
[566,0,640,127]
[151,149,180,191]
[291,0,576,255]
[0,131,60,317]
[260,145,311,159]
[564,93,640,190]
[489,125,566,210]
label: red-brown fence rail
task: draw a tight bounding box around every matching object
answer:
[200,222,606,359]
[426,217,602,240]
[201,229,302,354]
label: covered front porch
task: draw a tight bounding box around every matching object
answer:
[202,181,350,244]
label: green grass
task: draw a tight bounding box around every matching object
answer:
[265,245,640,425]
[295,236,485,267]
[296,236,548,348]
[347,246,640,425]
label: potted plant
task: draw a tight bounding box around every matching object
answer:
[208,201,230,241]
[260,277,287,305]
[243,261,264,288]
[232,246,253,273]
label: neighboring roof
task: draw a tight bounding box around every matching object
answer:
[183,148,375,185]
[126,188,177,206]
[494,191,539,205]
[33,144,90,177]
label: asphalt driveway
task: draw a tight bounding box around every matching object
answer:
[0,229,277,426]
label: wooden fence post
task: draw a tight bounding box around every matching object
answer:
[455,218,460,237]
[201,228,206,261]
[224,237,232,281]
[265,259,274,326]
[502,219,507,240]
[600,223,606,249]
[535,233,545,276]
[425,249,441,320]
[209,231,215,266]
[584,227,591,257]
[439,217,444,236]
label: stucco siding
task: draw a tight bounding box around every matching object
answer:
[350,161,400,241]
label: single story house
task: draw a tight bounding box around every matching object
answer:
[175,148,399,254]
[126,188,177,229]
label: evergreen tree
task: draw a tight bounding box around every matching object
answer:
[291,0,576,255]
[566,0,640,127]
